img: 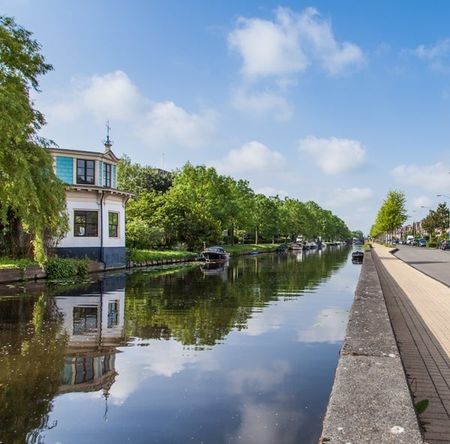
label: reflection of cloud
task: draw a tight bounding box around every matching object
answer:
[228,400,305,444]
[230,361,290,394]
[242,305,284,336]
[297,307,348,344]
[110,339,217,405]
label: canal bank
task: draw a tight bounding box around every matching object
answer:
[320,250,422,443]
[0,245,282,284]
[372,244,450,444]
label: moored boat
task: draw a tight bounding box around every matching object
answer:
[200,246,229,263]
[352,251,364,263]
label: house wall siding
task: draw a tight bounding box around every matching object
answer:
[55,156,74,184]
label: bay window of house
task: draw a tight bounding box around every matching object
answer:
[76,159,95,185]
[74,211,98,237]
[104,163,112,187]
[108,212,119,237]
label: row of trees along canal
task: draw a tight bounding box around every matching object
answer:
[118,156,353,251]
[0,15,353,263]
[370,190,450,244]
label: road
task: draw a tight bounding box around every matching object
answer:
[394,244,450,287]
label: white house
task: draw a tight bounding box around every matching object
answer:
[48,140,132,268]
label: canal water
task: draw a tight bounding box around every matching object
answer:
[0,247,360,444]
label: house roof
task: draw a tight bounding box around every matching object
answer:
[66,184,134,198]
[47,147,119,163]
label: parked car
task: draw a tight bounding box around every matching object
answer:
[418,238,426,247]
[441,240,450,250]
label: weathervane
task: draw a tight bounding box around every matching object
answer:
[104,120,113,150]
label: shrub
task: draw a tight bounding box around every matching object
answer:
[46,258,89,280]
[427,241,437,248]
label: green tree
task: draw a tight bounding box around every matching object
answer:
[0,16,67,263]
[422,203,450,240]
[371,190,407,240]
[117,155,172,195]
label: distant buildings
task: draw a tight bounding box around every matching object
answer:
[48,140,132,268]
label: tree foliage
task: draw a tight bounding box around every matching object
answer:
[0,16,67,263]
[370,190,407,238]
[119,161,353,251]
[421,203,449,239]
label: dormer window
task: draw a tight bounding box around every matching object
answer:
[76,159,95,185]
[104,163,112,188]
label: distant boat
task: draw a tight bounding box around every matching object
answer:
[352,251,364,263]
[290,242,303,251]
[200,246,229,263]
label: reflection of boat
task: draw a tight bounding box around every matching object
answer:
[200,246,229,263]
[352,251,364,263]
[201,261,226,276]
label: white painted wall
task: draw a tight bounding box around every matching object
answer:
[58,190,126,249]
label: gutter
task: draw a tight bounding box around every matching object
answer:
[100,190,105,266]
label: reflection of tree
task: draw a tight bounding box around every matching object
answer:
[0,295,66,444]
[125,248,349,347]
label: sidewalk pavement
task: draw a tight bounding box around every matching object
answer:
[373,244,450,443]
[374,244,450,357]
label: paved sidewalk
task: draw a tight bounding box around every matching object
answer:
[373,244,450,443]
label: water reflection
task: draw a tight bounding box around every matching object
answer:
[55,281,126,396]
[0,247,358,444]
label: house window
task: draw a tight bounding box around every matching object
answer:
[74,211,98,237]
[109,212,119,237]
[76,159,95,185]
[107,300,119,328]
[104,163,111,187]
[73,306,98,335]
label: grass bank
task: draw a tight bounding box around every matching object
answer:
[224,244,280,255]
[129,249,197,263]
[0,257,36,269]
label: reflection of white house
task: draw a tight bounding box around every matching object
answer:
[56,290,125,348]
[48,138,132,268]
[55,287,126,394]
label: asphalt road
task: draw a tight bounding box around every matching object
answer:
[394,244,450,287]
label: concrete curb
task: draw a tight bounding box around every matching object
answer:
[320,251,423,443]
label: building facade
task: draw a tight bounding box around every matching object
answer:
[49,143,132,268]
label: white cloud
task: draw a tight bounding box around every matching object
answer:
[297,7,365,75]
[228,9,308,78]
[137,101,216,149]
[231,88,293,121]
[82,71,141,121]
[255,186,288,198]
[412,195,433,209]
[328,187,374,207]
[40,71,215,151]
[392,162,450,193]
[211,141,285,175]
[43,71,141,124]
[414,39,450,70]
[298,136,366,174]
[228,7,364,79]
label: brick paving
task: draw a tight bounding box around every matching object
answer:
[373,246,450,443]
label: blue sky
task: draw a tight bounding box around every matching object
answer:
[3,0,450,232]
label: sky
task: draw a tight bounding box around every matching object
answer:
[3,0,450,232]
